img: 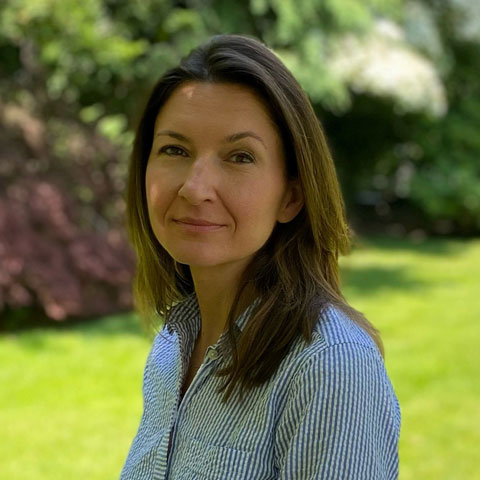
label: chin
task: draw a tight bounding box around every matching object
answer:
[164,243,256,271]
[168,250,225,268]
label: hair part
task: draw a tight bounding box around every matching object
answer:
[126,34,384,403]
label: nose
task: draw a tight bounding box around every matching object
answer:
[177,157,217,205]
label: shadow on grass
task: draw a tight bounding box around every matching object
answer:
[0,307,151,338]
[0,312,157,352]
[4,235,472,340]
[341,264,428,295]
[65,312,148,337]
[351,234,468,257]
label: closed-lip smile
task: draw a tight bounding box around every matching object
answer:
[173,217,226,231]
[174,217,223,226]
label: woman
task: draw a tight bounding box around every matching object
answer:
[120,34,400,479]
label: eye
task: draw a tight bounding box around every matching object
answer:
[230,151,255,164]
[158,145,188,157]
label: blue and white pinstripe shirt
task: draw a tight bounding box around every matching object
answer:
[120,295,401,479]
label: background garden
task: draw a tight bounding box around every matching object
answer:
[1,0,479,478]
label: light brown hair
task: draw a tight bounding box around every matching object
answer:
[126,34,383,402]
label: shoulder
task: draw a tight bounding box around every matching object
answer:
[278,303,401,420]
[313,303,379,351]
[283,304,395,398]
[274,306,401,478]
[295,303,385,370]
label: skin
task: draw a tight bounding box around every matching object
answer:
[145,82,304,350]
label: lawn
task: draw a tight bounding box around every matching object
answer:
[341,235,480,480]
[1,235,479,479]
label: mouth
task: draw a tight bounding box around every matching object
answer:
[173,217,226,232]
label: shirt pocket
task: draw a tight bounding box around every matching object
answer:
[183,435,253,480]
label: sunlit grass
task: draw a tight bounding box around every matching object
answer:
[341,235,480,480]
[0,314,151,480]
[1,235,479,479]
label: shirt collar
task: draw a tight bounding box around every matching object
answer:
[166,293,200,336]
[166,294,260,358]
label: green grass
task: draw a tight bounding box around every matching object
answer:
[0,314,151,479]
[1,235,479,479]
[341,236,480,480]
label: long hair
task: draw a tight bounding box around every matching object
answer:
[126,34,383,402]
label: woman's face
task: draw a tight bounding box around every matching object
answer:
[145,82,302,274]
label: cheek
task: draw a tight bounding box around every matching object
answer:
[145,170,158,217]
[145,165,171,223]
[230,178,285,227]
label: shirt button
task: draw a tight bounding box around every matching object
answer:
[207,348,219,360]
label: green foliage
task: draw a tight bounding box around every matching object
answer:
[0,0,479,276]
[0,0,417,122]
[250,0,403,109]
[97,114,133,148]
[411,101,480,231]
[405,5,480,233]
[275,32,349,110]
[321,1,480,234]
[0,0,148,103]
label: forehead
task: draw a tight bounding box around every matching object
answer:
[154,82,279,137]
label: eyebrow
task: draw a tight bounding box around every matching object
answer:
[155,129,267,149]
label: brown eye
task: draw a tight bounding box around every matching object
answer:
[230,152,255,164]
[158,145,188,157]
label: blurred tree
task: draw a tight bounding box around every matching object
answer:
[408,1,480,234]
[0,0,146,323]
[325,0,480,235]
[1,0,478,325]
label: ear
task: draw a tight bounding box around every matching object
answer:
[277,179,304,223]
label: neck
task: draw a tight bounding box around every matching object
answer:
[190,262,254,348]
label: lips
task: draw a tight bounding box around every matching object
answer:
[172,217,226,232]
[174,217,224,227]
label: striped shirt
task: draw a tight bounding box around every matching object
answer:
[120,294,401,479]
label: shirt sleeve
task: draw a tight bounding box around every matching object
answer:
[274,342,401,480]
